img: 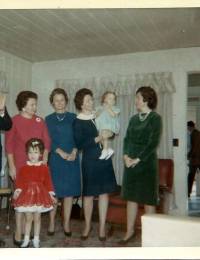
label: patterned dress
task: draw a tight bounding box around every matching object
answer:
[122,111,162,205]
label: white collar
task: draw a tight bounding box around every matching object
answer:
[77,113,95,120]
[27,161,43,166]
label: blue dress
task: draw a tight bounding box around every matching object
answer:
[73,116,117,196]
[45,112,81,198]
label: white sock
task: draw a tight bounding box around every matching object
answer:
[33,236,40,248]
[33,235,39,241]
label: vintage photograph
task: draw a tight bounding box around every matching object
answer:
[0,1,200,259]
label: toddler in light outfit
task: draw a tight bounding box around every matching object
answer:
[95,91,120,160]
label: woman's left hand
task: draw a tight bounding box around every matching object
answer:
[130,158,140,168]
[67,152,76,161]
[50,194,57,204]
[67,149,77,161]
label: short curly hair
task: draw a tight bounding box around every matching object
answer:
[136,86,157,109]
[101,91,117,104]
[49,88,68,105]
[25,138,44,154]
[74,88,93,111]
[16,91,38,111]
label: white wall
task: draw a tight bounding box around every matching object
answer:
[32,47,200,215]
[0,50,32,115]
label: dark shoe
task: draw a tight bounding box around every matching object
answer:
[0,239,5,247]
[118,233,136,245]
[80,227,92,240]
[13,234,22,247]
[20,241,30,248]
[98,236,106,242]
[47,230,55,236]
[64,230,72,237]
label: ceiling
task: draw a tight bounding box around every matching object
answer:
[0,8,200,62]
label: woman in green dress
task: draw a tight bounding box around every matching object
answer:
[120,86,162,244]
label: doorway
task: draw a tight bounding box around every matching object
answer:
[187,72,200,217]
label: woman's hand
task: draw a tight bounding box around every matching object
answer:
[56,148,69,160]
[9,165,16,180]
[42,149,49,165]
[124,155,133,168]
[50,194,57,205]
[95,135,103,144]
[124,155,140,168]
[67,149,77,161]
[13,189,21,200]
[130,158,140,168]
[0,93,6,112]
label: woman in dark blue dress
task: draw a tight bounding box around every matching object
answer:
[73,88,117,241]
[45,88,81,236]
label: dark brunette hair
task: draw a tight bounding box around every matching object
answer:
[16,91,38,111]
[136,86,157,109]
[25,138,45,154]
[101,91,117,104]
[49,88,68,104]
[74,88,93,111]
[187,121,195,128]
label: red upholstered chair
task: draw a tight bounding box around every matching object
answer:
[106,159,174,234]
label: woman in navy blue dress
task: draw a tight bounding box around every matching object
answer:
[45,88,81,236]
[73,88,117,241]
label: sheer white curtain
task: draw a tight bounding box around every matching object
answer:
[55,72,175,185]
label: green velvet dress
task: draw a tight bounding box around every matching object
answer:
[121,111,162,206]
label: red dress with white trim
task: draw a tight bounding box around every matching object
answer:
[13,162,54,213]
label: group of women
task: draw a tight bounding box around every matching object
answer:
[5,85,162,246]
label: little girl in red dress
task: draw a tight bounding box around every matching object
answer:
[13,138,56,248]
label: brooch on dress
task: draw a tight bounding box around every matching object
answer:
[36,117,41,122]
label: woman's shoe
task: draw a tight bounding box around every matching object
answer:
[13,233,22,247]
[47,230,55,236]
[80,227,92,240]
[64,230,72,237]
[118,233,136,245]
[32,239,40,248]
[98,236,106,242]
[0,239,5,247]
[20,240,30,248]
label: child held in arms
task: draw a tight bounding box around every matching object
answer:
[95,91,120,160]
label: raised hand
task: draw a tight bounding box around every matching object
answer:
[0,93,6,113]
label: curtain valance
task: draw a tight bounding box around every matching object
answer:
[55,72,175,99]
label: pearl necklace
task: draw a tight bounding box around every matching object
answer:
[56,112,67,122]
[138,111,151,122]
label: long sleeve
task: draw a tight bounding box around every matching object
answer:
[0,107,12,131]
[123,119,132,155]
[137,115,162,162]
